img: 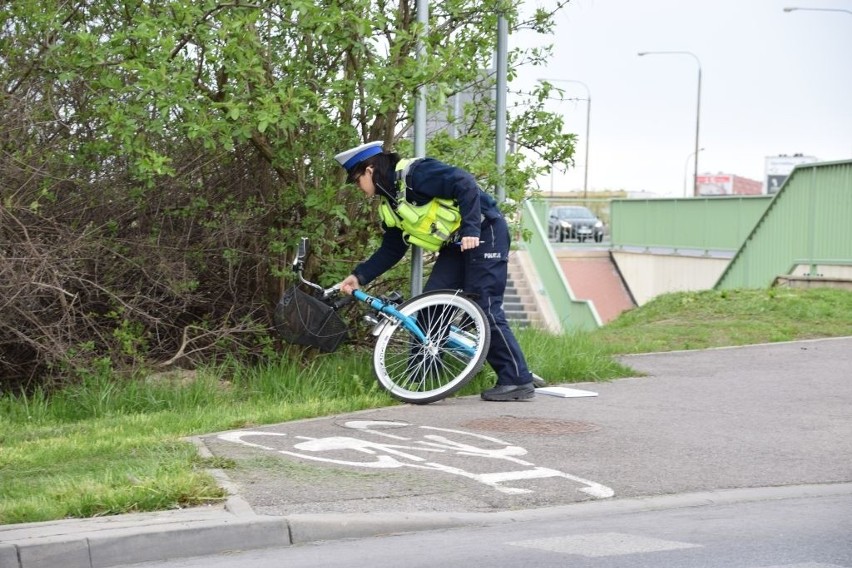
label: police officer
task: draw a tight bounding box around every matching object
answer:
[334,141,535,401]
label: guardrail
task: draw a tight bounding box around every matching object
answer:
[610,196,772,254]
[519,199,601,332]
[716,160,852,289]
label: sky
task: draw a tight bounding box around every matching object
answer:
[511,0,852,197]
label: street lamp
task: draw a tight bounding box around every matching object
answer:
[783,7,852,15]
[684,147,705,198]
[538,78,592,199]
[638,51,702,198]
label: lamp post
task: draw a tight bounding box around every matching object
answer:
[538,78,592,199]
[783,7,852,15]
[638,51,702,198]
[549,162,555,197]
[496,12,508,203]
[409,0,430,296]
[684,147,705,198]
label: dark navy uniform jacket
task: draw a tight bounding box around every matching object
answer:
[352,157,502,286]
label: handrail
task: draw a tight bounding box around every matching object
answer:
[519,199,601,331]
[610,196,772,254]
[715,160,852,289]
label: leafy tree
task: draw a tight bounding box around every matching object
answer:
[0,0,574,390]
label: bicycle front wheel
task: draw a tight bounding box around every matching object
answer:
[373,290,491,404]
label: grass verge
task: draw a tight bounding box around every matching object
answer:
[592,287,852,353]
[2,287,850,524]
[0,351,389,524]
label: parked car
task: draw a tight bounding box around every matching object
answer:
[548,205,605,243]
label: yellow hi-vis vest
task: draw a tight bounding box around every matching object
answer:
[377,159,462,252]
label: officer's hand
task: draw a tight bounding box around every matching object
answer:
[340,275,360,295]
[459,236,480,251]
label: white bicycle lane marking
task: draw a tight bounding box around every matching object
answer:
[217,419,614,499]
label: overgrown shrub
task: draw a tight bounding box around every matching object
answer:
[0,0,574,392]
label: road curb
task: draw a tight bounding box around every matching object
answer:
[0,508,289,568]
[284,481,852,544]
[285,511,489,544]
[0,435,291,568]
[86,515,289,568]
[4,483,851,567]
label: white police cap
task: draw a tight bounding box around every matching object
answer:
[334,141,384,172]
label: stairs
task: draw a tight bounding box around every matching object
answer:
[504,253,543,328]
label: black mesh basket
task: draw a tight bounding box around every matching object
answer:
[273,286,348,353]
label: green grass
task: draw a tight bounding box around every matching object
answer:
[593,287,852,354]
[2,287,851,525]
[0,351,391,524]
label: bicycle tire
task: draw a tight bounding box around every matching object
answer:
[372,290,490,404]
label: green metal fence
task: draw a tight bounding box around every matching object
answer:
[610,195,772,253]
[522,160,851,327]
[715,160,852,289]
[520,199,601,331]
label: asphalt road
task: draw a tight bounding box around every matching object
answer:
[128,489,852,568]
[5,337,850,568]
[200,337,852,518]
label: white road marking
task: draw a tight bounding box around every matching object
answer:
[216,421,614,498]
[217,431,287,450]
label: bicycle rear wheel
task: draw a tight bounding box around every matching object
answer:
[373,290,490,404]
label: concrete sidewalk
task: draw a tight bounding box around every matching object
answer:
[3,337,851,568]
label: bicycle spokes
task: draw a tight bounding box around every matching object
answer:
[373,291,490,404]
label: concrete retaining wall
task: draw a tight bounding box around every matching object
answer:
[612,251,730,306]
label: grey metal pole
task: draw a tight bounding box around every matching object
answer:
[693,64,701,197]
[410,0,429,296]
[684,147,704,197]
[637,51,702,197]
[582,93,591,199]
[495,13,508,203]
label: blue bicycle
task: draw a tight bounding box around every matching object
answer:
[274,238,491,404]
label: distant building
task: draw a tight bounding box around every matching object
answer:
[764,154,818,194]
[696,173,763,196]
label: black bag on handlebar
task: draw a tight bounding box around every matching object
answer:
[273,286,348,353]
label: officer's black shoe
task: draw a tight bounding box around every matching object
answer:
[481,383,535,402]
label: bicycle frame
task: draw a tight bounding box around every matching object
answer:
[291,236,477,359]
[352,289,427,344]
[363,289,482,359]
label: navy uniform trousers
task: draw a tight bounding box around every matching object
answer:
[424,215,533,387]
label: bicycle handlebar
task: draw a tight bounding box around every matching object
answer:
[289,238,419,336]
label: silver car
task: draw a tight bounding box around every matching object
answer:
[548,206,605,243]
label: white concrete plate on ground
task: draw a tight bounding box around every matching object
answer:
[536,386,598,398]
